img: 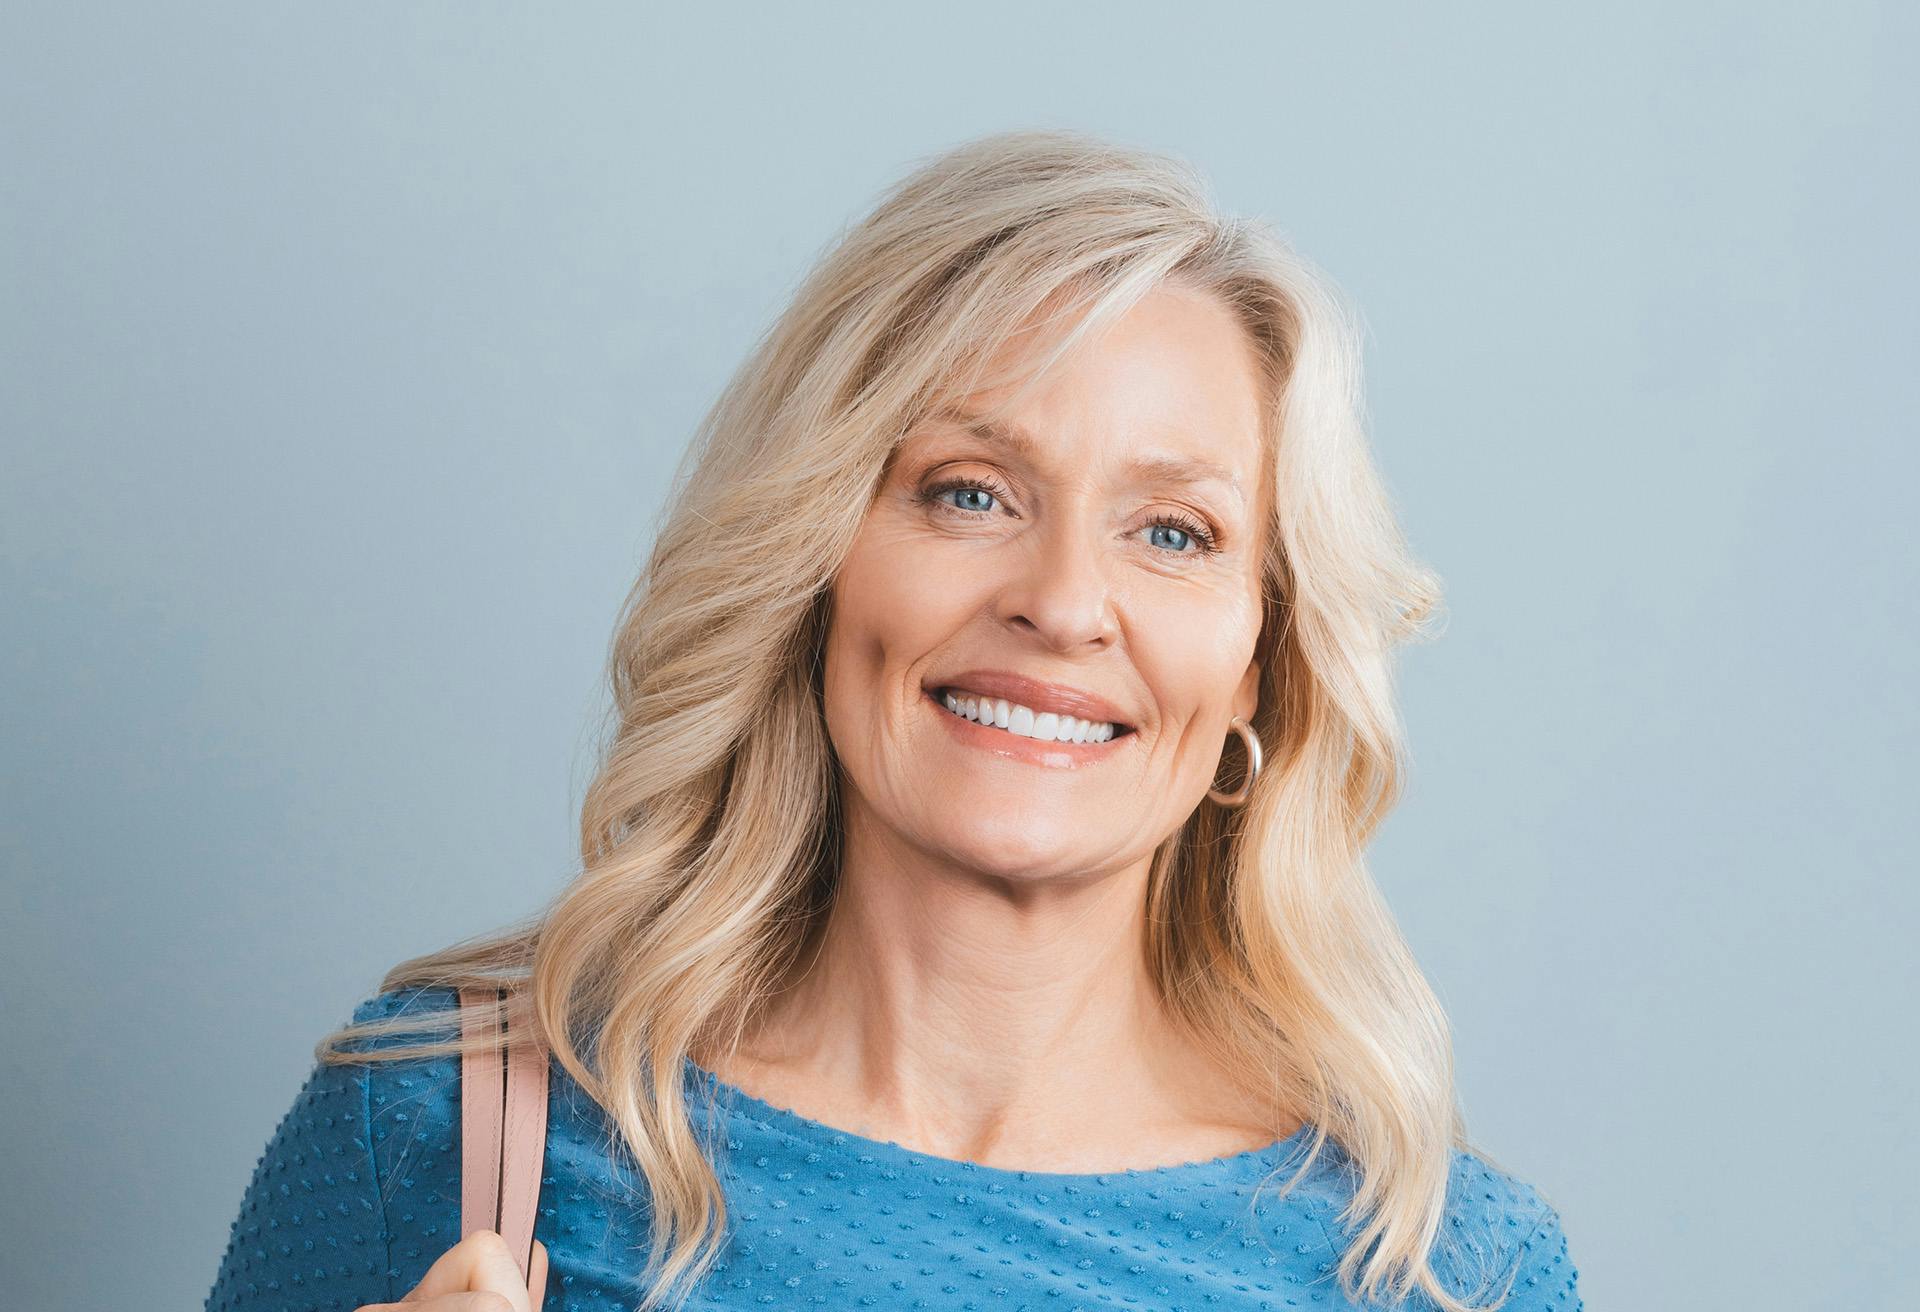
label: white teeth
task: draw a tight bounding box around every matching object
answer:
[939,689,1117,743]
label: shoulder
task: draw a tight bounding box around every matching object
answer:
[339,986,477,1292]
[344,982,467,1036]
[205,985,468,1310]
[1425,1146,1581,1311]
[338,985,469,1163]
[341,984,665,1303]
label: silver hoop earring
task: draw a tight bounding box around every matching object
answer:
[1207,715,1263,808]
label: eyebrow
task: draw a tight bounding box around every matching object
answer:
[927,409,1247,503]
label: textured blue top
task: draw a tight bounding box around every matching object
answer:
[205,987,1581,1311]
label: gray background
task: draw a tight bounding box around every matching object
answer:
[4,3,1914,1309]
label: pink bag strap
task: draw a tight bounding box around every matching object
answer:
[458,985,549,1294]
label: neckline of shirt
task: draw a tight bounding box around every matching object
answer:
[680,1053,1321,1188]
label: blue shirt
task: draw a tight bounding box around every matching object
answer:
[205,987,1582,1310]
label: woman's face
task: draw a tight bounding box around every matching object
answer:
[822,282,1270,885]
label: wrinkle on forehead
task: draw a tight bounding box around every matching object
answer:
[922,407,1248,511]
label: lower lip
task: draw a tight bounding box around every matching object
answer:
[923,688,1135,768]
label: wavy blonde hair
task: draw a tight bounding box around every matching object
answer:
[318,128,1525,1311]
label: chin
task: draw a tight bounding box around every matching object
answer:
[919,817,1105,880]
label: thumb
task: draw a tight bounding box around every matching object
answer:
[401,1230,533,1311]
[529,1239,550,1310]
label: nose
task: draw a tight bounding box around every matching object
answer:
[993,508,1119,652]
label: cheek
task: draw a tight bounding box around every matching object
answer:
[822,519,984,734]
[1127,577,1264,714]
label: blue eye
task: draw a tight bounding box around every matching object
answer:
[917,474,1011,517]
[1137,514,1219,555]
[942,484,998,513]
[1147,523,1197,553]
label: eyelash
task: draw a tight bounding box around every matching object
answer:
[914,473,1222,556]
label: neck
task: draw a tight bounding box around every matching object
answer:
[707,799,1286,1171]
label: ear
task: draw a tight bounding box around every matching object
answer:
[1232,638,1264,726]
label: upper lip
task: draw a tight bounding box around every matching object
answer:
[926,669,1135,730]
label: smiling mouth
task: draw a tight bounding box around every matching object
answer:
[927,686,1136,744]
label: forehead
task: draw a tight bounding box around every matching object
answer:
[921,408,1251,506]
[909,284,1268,503]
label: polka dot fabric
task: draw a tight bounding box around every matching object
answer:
[206,988,1582,1310]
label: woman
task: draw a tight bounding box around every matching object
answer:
[205,129,1582,1312]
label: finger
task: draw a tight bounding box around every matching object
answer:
[528,1239,550,1310]
[399,1230,532,1311]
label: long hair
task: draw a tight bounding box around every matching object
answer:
[316,128,1520,1311]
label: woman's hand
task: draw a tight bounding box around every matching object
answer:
[356,1230,549,1310]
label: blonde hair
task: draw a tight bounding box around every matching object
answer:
[319,128,1526,1311]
